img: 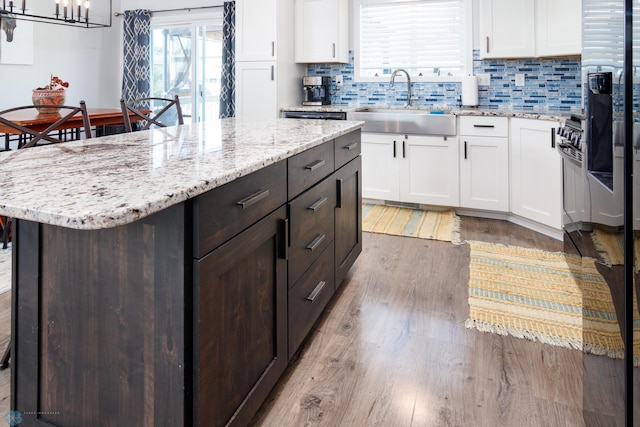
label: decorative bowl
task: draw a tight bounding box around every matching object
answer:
[32,89,66,114]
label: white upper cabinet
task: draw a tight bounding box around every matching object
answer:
[236,0,278,61]
[479,0,581,59]
[295,0,349,63]
[535,0,582,57]
[480,0,535,59]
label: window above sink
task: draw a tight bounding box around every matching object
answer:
[354,0,473,83]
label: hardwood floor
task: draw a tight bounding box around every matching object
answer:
[0,217,632,426]
[251,216,628,427]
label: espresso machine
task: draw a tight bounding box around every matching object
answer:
[302,76,331,106]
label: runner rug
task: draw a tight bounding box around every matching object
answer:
[362,203,461,244]
[466,241,639,364]
[591,228,640,271]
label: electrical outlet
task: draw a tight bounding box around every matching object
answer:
[335,74,343,87]
[476,73,490,86]
[515,73,525,87]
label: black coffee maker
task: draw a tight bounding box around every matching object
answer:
[302,76,331,106]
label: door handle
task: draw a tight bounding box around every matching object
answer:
[305,159,325,171]
[271,41,275,57]
[236,189,270,209]
[271,65,275,81]
[402,140,406,158]
[336,179,343,209]
[464,141,467,159]
[393,140,396,158]
[308,197,328,212]
[332,43,336,58]
[551,128,556,148]
[279,218,289,260]
[306,233,326,251]
[306,281,327,302]
[486,36,490,53]
[473,124,495,128]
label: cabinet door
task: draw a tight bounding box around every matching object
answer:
[535,0,581,57]
[510,118,562,229]
[235,61,277,120]
[361,133,400,201]
[195,206,287,427]
[335,156,362,288]
[236,0,277,61]
[400,135,460,206]
[295,0,349,63]
[460,136,509,212]
[479,0,535,59]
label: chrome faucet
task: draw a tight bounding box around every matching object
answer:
[390,68,412,107]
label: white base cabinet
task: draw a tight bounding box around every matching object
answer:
[459,116,509,212]
[510,118,562,230]
[361,133,459,206]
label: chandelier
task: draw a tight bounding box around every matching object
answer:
[0,0,111,28]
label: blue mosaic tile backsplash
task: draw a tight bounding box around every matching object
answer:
[306,50,582,111]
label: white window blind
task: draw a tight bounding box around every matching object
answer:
[582,0,640,70]
[357,0,467,79]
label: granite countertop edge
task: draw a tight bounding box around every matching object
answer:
[0,119,364,230]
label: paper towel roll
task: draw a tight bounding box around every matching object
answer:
[461,75,479,107]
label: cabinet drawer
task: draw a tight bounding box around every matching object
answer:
[288,243,335,358]
[288,140,335,199]
[334,129,361,169]
[459,116,508,137]
[288,175,336,286]
[194,161,287,258]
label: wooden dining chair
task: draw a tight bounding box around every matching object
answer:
[120,95,184,132]
[0,101,93,148]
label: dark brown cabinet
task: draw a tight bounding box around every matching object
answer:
[194,206,288,427]
[335,156,362,288]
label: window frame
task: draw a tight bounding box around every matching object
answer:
[352,0,473,83]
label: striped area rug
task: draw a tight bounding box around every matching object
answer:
[466,241,639,363]
[591,228,640,271]
[362,204,461,244]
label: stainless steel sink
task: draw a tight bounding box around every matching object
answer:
[348,108,456,136]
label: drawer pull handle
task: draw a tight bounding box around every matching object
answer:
[343,142,358,151]
[306,280,327,302]
[308,197,328,211]
[305,159,326,171]
[473,124,495,128]
[306,233,326,251]
[236,189,270,209]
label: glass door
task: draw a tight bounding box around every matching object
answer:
[150,20,222,123]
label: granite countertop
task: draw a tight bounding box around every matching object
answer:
[0,118,364,230]
[282,105,583,122]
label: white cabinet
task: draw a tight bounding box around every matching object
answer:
[535,0,582,57]
[236,0,277,61]
[479,0,581,59]
[235,62,277,120]
[510,118,562,230]
[361,133,459,206]
[479,0,535,59]
[459,116,509,212]
[295,0,349,63]
[235,0,304,119]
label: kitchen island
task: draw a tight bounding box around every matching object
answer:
[0,118,363,426]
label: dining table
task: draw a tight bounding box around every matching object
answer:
[0,107,148,149]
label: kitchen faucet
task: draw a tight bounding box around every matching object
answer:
[390,68,412,107]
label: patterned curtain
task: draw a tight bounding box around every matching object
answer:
[122,10,151,105]
[219,1,235,118]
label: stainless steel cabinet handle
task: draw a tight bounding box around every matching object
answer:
[464,141,468,159]
[486,36,490,53]
[473,124,495,128]
[333,43,336,58]
[271,41,275,57]
[402,140,406,158]
[306,233,326,251]
[306,280,327,302]
[343,142,358,151]
[308,197,328,211]
[393,140,396,158]
[236,189,270,209]
[305,159,325,171]
[271,65,275,81]
[551,128,556,148]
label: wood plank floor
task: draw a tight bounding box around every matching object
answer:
[0,216,634,425]
[251,216,631,427]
